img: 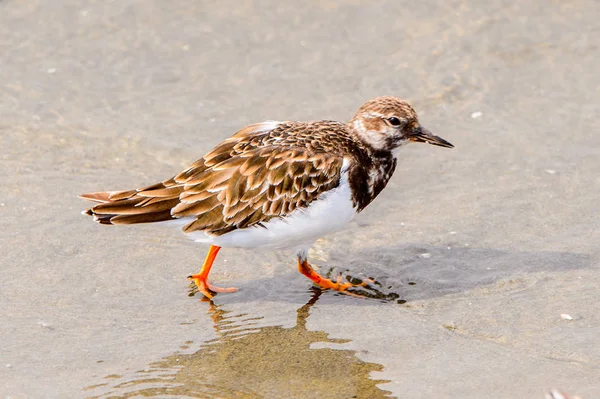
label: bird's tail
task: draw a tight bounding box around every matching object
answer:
[80,179,183,225]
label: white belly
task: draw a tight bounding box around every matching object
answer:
[184,174,357,250]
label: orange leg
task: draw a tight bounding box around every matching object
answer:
[297,255,369,292]
[188,245,237,299]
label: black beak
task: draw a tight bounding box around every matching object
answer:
[409,126,454,148]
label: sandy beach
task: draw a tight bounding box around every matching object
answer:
[1,1,599,398]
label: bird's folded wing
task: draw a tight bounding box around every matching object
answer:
[81,121,345,235]
[172,134,344,236]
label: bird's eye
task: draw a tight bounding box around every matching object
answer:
[388,117,402,126]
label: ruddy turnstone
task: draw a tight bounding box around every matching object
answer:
[81,96,453,299]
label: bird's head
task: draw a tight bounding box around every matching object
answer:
[349,96,453,153]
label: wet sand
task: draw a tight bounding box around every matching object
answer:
[1,1,599,398]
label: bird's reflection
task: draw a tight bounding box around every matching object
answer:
[86,288,391,399]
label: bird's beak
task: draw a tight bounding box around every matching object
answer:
[409,126,454,148]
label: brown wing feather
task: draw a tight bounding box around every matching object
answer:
[172,146,343,235]
[81,120,351,234]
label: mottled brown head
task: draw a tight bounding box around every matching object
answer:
[349,96,453,152]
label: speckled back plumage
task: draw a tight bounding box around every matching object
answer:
[174,121,351,235]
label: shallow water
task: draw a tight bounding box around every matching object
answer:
[1,0,599,398]
[85,289,392,399]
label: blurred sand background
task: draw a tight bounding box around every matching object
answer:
[1,0,599,398]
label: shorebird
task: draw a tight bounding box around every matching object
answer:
[81,96,453,299]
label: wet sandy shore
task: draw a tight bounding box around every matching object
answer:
[1,1,599,398]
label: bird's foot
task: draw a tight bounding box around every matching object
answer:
[316,274,373,292]
[321,269,403,301]
[298,259,372,295]
[187,274,237,299]
[299,258,402,301]
[318,275,381,299]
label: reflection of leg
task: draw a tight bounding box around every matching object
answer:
[296,287,323,330]
[188,245,237,299]
[296,249,367,292]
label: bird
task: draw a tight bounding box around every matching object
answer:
[80,96,453,299]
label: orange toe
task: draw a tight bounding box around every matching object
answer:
[316,275,354,291]
[298,258,369,293]
[188,274,237,299]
